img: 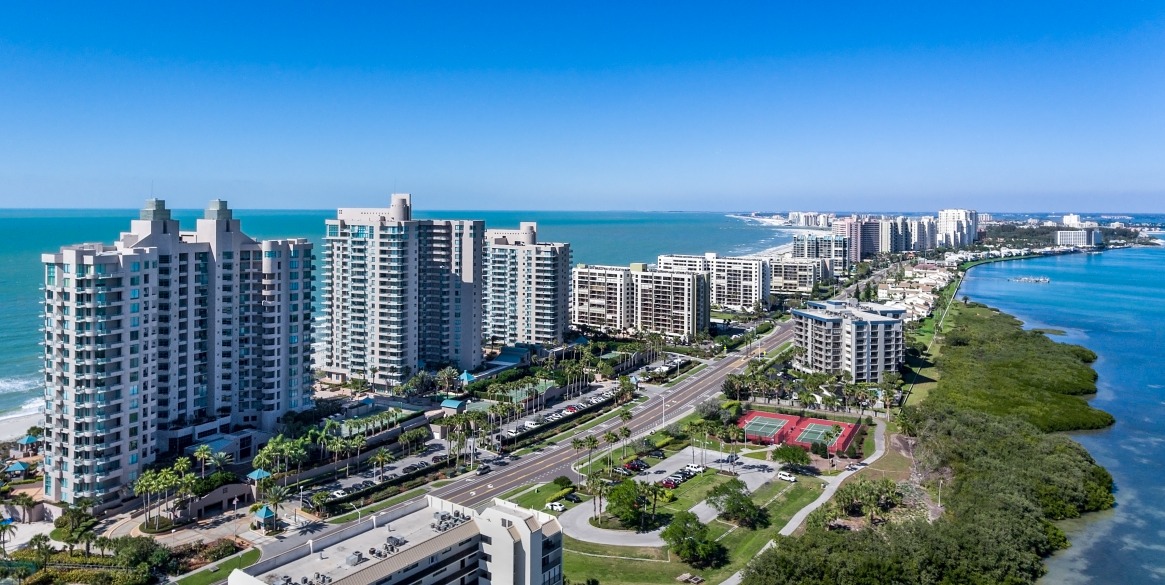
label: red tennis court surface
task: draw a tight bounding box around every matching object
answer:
[737,410,860,454]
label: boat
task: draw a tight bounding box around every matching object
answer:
[1010,276,1050,283]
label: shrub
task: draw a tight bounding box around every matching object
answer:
[548,487,575,502]
[203,539,241,562]
[552,476,573,489]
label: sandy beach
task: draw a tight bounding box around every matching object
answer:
[0,413,43,442]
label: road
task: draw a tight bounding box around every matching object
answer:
[430,322,795,507]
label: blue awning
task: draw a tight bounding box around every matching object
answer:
[440,399,464,409]
[246,469,272,481]
[5,461,29,473]
[16,436,38,445]
[459,370,475,383]
[253,505,276,519]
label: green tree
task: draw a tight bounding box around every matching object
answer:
[660,511,725,568]
[771,445,811,467]
[605,480,644,527]
[706,478,765,528]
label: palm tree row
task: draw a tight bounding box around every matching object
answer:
[133,454,213,530]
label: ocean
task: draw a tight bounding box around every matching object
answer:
[0,208,797,421]
[960,246,1165,584]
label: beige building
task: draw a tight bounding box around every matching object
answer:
[768,257,829,295]
[322,195,483,387]
[792,234,850,274]
[792,300,905,383]
[41,200,313,510]
[570,264,634,334]
[483,223,572,346]
[230,495,562,585]
[657,253,768,311]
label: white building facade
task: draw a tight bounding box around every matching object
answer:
[570,265,634,334]
[936,209,979,248]
[483,223,572,346]
[1055,229,1104,247]
[792,300,905,383]
[657,253,769,311]
[41,200,314,509]
[322,194,483,387]
[630,264,710,340]
[768,257,829,295]
[792,234,850,273]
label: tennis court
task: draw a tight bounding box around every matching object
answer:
[795,422,841,445]
[742,416,787,438]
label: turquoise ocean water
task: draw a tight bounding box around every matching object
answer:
[0,208,795,420]
[960,246,1165,584]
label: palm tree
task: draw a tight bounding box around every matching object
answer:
[372,448,394,478]
[12,493,34,524]
[0,521,17,557]
[29,533,53,565]
[94,536,112,557]
[570,437,586,482]
[211,451,234,473]
[79,530,97,557]
[265,484,290,528]
[618,426,631,460]
[584,435,599,469]
[193,444,213,478]
[603,431,619,469]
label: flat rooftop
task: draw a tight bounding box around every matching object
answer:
[254,505,470,585]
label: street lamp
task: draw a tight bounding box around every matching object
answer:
[350,502,362,522]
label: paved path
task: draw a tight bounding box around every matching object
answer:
[557,446,782,546]
[718,417,889,585]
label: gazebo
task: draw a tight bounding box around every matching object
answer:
[5,461,30,479]
[247,468,272,500]
[253,505,276,529]
[13,435,39,458]
[459,370,475,385]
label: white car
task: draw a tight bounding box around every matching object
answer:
[777,471,797,482]
[545,502,565,512]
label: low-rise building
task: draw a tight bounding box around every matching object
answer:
[792,300,905,383]
[230,495,563,585]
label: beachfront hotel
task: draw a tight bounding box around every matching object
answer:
[229,495,563,585]
[40,200,314,510]
[482,223,572,346]
[791,299,905,383]
[1055,229,1104,248]
[321,194,483,388]
[656,253,769,311]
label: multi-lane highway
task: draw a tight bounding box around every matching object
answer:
[431,321,796,507]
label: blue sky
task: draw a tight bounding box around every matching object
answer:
[1,3,1163,212]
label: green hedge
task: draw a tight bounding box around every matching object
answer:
[547,487,575,502]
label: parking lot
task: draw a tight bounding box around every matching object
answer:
[294,440,456,512]
[500,380,623,439]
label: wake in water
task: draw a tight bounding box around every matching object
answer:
[0,375,45,420]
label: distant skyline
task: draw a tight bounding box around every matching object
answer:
[1,3,1163,212]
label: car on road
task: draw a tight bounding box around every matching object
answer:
[493,458,508,466]
[545,502,565,512]
[726,454,740,463]
[777,471,797,482]
[477,465,492,476]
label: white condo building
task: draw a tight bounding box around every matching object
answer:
[936,209,979,248]
[768,257,829,295]
[1055,229,1104,247]
[792,234,850,273]
[483,223,572,346]
[630,264,710,340]
[570,265,634,334]
[230,495,563,585]
[906,217,937,251]
[41,200,314,509]
[322,194,483,388]
[656,253,769,311]
[792,300,905,383]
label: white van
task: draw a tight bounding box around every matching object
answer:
[684,464,706,474]
[777,471,797,482]
[523,420,539,430]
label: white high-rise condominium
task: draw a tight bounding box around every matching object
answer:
[41,200,314,510]
[483,223,572,346]
[656,253,769,311]
[906,217,937,251]
[792,300,905,383]
[630,264,710,340]
[936,209,979,248]
[793,234,851,273]
[322,194,483,388]
[571,264,634,334]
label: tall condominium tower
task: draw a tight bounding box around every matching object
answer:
[483,223,572,347]
[792,234,850,273]
[656,253,769,311]
[40,200,314,510]
[629,264,710,340]
[570,265,634,334]
[322,194,483,387]
[936,209,979,248]
[792,300,905,383]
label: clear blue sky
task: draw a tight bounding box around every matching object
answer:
[1,2,1163,212]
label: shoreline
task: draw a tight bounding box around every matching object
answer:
[0,412,43,442]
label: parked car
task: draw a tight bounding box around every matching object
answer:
[647,450,665,458]
[613,467,632,476]
[777,471,797,482]
[685,464,706,473]
[546,502,565,512]
[507,429,521,436]
[563,493,582,503]
[432,454,449,464]
[660,479,679,489]
[331,490,347,499]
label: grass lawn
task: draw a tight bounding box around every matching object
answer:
[562,481,822,585]
[862,429,876,457]
[327,488,427,524]
[664,363,706,387]
[744,450,770,461]
[176,549,262,585]
[501,483,590,515]
[857,436,912,482]
[659,472,731,514]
